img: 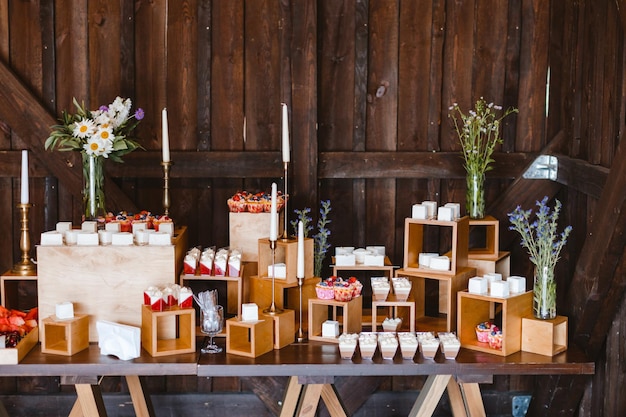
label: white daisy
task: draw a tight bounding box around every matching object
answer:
[83,137,103,155]
[72,119,95,139]
[94,127,114,143]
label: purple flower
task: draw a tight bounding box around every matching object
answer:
[99,105,109,112]
[135,108,145,120]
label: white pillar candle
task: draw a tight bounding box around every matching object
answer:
[20,150,29,204]
[297,221,304,278]
[162,108,170,162]
[281,103,290,163]
[269,182,278,241]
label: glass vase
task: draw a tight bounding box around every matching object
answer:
[82,152,107,222]
[533,266,557,319]
[466,172,485,219]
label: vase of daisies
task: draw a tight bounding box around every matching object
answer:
[508,197,573,319]
[449,98,517,219]
[45,97,144,221]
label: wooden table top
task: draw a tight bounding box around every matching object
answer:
[0,340,594,379]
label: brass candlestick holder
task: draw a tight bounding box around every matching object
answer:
[161,161,172,216]
[12,203,36,275]
[297,276,306,342]
[263,239,283,315]
[282,161,289,240]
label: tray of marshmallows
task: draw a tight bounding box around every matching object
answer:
[337,331,461,361]
[183,247,242,277]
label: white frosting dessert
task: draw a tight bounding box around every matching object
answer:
[358,332,378,360]
[382,317,402,332]
[398,332,418,360]
[338,333,358,359]
[392,277,412,301]
[378,333,398,359]
[438,332,461,359]
[371,281,390,301]
[416,332,439,359]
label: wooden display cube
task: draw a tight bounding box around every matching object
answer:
[248,275,318,326]
[0,327,38,364]
[229,212,281,262]
[467,251,511,279]
[522,316,568,356]
[457,290,533,356]
[41,314,89,356]
[332,256,395,279]
[141,305,195,357]
[37,226,188,342]
[308,296,362,343]
[226,316,274,358]
[396,267,475,333]
[262,309,295,349]
[258,238,314,284]
[403,217,469,276]
[468,216,499,259]
[371,296,416,332]
[1,270,37,310]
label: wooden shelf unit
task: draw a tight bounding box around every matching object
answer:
[141,305,196,357]
[180,273,243,318]
[467,216,499,259]
[308,296,363,343]
[457,290,533,356]
[257,237,314,284]
[371,295,416,332]
[403,216,469,276]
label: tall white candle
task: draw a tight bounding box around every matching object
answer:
[281,103,290,163]
[269,183,278,241]
[297,221,304,278]
[20,150,29,204]
[162,108,170,163]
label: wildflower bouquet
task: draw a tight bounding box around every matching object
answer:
[292,200,332,277]
[45,97,144,162]
[45,97,144,219]
[508,196,573,319]
[449,98,517,218]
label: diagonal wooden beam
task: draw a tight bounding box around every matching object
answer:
[0,59,136,212]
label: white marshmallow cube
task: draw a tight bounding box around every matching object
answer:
[335,246,354,256]
[112,232,134,246]
[322,320,340,338]
[418,253,438,268]
[422,201,438,218]
[105,222,121,232]
[484,272,503,289]
[468,277,488,294]
[149,231,172,246]
[268,263,287,278]
[437,206,454,221]
[411,204,428,219]
[335,253,356,266]
[81,221,98,233]
[242,303,259,321]
[507,276,527,293]
[56,222,72,232]
[364,253,385,267]
[444,203,461,219]
[76,232,99,246]
[429,256,451,271]
[64,230,79,246]
[55,301,74,320]
[490,280,510,297]
[366,246,386,257]
[40,231,63,246]
[98,230,113,245]
[158,222,174,235]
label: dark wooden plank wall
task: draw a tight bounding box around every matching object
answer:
[0,0,624,415]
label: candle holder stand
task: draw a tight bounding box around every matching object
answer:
[161,161,172,216]
[263,239,283,315]
[282,161,289,240]
[297,276,306,342]
[12,203,36,276]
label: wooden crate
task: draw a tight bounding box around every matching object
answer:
[1,270,37,310]
[468,216,499,259]
[371,296,416,332]
[36,227,188,342]
[522,316,568,356]
[41,314,89,356]
[262,309,295,349]
[0,327,38,364]
[457,290,533,356]
[403,217,469,276]
[141,305,196,357]
[180,272,243,318]
[229,212,280,262]
[258,238,314,284]
[396,267,475,333]
[308,296,362,343]
[226,316,274,358]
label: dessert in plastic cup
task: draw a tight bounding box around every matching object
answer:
[371,281,390,301]
[358,332,378,360]
[378,333,399,359]
[416,332,439,359]
[382,317,402,332]
[391,277,412,301]
[438,332,461,359]
[338,333,358,359]
[398,332,418,360]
